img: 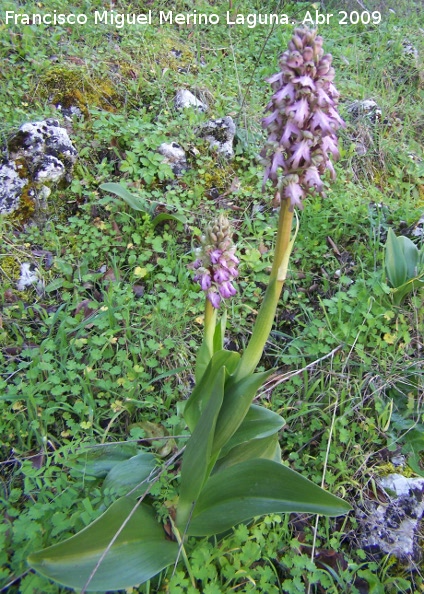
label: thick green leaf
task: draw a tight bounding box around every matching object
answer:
[99,182,153,213]
[177,368,225,530]
[187,459,352,536]
[68,444,139,478]
[392,276,424,305]
[213,434,281,473]
[103,451,156,497]
[218,404,285,459]
[194,339,213,385]
[397,235,419,279]
[385,228,407,288]
[151,212,187,228]
[212,370,272,454]
[28,498,178,591]
[213,311,227,353]
[185,350,240,432]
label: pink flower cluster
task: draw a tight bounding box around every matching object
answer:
[191,214,239,308]
[261,28,344,209]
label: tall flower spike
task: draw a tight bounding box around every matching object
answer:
[191,214,239,309]
[261,28,345,209]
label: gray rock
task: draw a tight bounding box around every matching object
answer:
[410,214,424,238]
[357,473,424,563]
[10,119,78,174]
[347,99,382,124]
[34,155,65,183]
[175,89,208,112]
[0,161,27,215]
[197,116,236,159]
[0,119,77,217]
[157,142,187,176]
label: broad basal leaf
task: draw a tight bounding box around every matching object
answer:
[99,182,154,213]
[177,368,225,530]
[68,443,139,478]
[187,459,352,536]
[102,451,156,497]
[213,434,281,473]
[151,212,187,228]
[218,404,285,459]
[212,371,272,454]
[397,235,419,279]
[28,498,178,592]
[385,228,407,288]
[185,350,240,432]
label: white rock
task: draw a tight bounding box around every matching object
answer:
[174,89,208,112]
[157,142,187,176]
[0,161,27,215]
[0,119,77,216]
[34,155,66,183]
[198,116,236,159]
[16,262,44,294]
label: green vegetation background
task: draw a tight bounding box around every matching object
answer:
[1,0,423,591]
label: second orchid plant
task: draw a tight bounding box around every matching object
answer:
[29,28,351,592]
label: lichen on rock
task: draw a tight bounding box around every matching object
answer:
[0,119,78,220]
[0,161,28,215]
[197,116,236,159]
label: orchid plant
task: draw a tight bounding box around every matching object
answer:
[385,227,424,305]
[28,28,351,592]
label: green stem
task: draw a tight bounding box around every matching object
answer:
[234,199,294,382]
[170,515,196,588]
[204,298,217,356]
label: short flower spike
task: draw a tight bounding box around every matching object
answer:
[191,214,239,308]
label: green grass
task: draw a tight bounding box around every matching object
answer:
[1,0,423,591]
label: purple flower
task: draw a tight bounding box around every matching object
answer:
[214,268,231,283]
[219,281,237,298]
[284,179,304,209]
[280,120,301,149]
[209,249,222,264]
[293,75,316,90]
[286,98,310,127]
[303,166,324,192]
[310,109,334,135]
[290,138,312,169]
[200,272,211,291]
[207,290,221,309]
[273,83,296,105]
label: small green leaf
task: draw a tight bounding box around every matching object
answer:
[99,183,153,213]
[187,459,352,536]
[28,498,178,591]
[44,278,64,292]
[151,212,187,228]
